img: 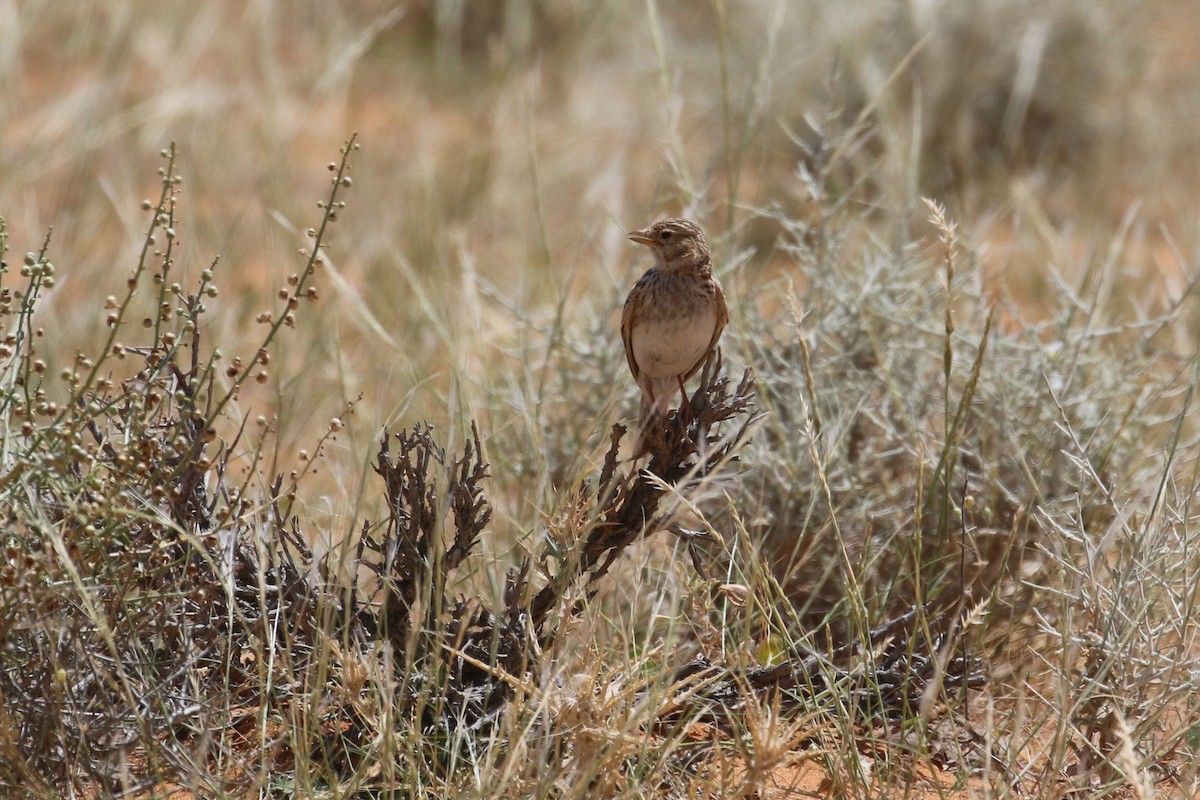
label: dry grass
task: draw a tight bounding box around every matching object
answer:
[2,1,1199,797]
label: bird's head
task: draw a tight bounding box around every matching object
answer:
[627,217,710,271]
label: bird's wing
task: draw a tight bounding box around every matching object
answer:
[621,274,646,382]
[684,277,729,381]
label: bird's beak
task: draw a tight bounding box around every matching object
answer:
[627,228,655,246]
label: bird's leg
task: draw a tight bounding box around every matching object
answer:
[677,375,691,421]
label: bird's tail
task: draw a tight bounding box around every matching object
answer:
[633,378,676,458]
[633,398,655,459]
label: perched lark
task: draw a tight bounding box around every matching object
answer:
[621,217,728,452]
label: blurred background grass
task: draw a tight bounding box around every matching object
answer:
[4,2,1200,793]
[5,0,1198,520]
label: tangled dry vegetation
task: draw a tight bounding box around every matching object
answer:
[0,141,779,795]
[3,3,1200,797]
[1,132,1196,798]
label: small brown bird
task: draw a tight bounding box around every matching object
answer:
[621,217,728,450]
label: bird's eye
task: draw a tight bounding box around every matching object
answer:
[659,230,672,241]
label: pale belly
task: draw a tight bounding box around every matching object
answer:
[630,306,717,380]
